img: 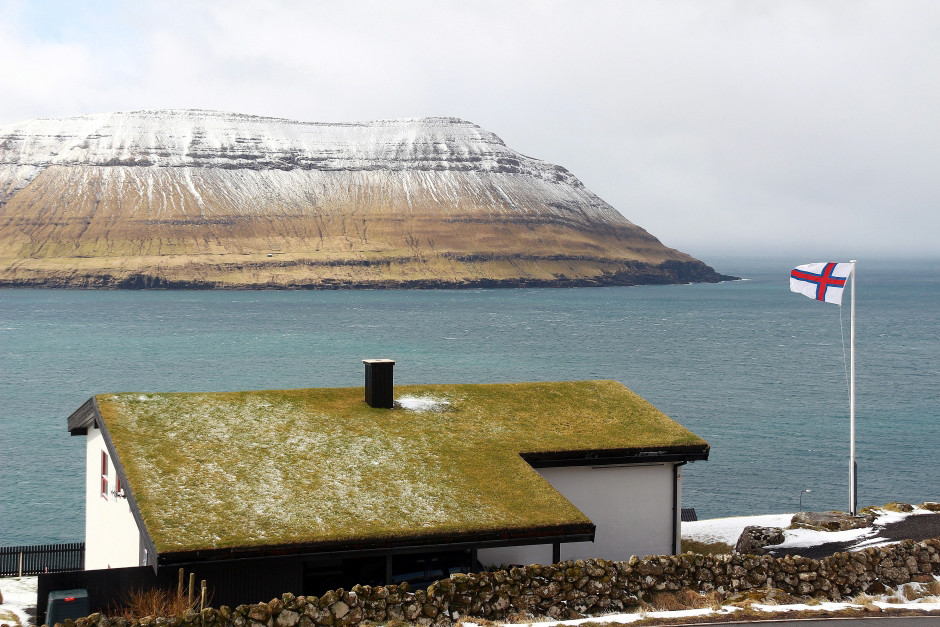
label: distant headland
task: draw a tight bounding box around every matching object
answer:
[0,110,737,289]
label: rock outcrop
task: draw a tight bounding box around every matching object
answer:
[0,110,735,289]
[790,511,874,532]
[734,526,785,555]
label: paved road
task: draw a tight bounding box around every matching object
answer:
[769,513,940,560]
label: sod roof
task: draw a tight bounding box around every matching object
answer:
[90,380,708,557]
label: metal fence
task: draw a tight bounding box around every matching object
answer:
[0,542,84,576]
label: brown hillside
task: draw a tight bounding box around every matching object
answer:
[0,111,734,288]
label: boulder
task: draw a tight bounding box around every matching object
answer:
[883,502,914,512]
[790,511,873,531]
[734,526,785,555]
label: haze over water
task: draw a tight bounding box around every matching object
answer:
[1,257,937,545]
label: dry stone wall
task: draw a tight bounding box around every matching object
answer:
[51,538,939,627]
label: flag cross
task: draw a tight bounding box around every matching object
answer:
[790,262,849,302]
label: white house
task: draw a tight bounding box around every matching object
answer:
[68,361,707,593]
[70,400,149,570]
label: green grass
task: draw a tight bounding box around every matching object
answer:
[97,381,707,555]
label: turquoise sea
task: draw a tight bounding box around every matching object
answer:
[1,257,937,546]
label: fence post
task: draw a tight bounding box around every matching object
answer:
[200,579,207,627]
[178,567,184,598]
[18,551,23,578]
[188,572,195,606]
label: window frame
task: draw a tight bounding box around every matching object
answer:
[100,451,109,500]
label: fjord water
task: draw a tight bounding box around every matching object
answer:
[1,257,937,545]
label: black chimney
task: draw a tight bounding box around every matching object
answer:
[363,359,395,408]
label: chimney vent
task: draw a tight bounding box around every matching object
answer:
[363,359,395,408]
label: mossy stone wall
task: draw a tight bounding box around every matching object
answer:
[51,537,939,627]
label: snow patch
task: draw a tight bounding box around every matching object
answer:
[684,507,934,553]
[682,513,792,545]
[0,110,634,227]
[398,395,450,412]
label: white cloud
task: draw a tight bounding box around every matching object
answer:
[1,0,938,258]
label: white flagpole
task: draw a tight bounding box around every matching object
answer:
[849,259,857,515]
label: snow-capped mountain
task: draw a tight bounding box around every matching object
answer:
[0,110,732,288]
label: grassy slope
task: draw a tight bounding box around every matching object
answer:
[0,166,708,287]
[96,381,707,555]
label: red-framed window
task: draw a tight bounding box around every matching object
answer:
[101,451,109,500]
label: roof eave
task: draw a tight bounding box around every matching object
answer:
[521,444,709,468]
[155,522,595,566]
[67,397,100,435]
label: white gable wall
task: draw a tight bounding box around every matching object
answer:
[85,425,143,569]
[479,462,679,567]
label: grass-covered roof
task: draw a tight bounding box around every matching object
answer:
[94,380,707,557]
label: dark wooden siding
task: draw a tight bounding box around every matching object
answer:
[37,560,304,624]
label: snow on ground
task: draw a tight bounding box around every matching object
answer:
[477,594,940,627]
[0,576,37,627]
[683,505,935,552]
[682,513,793,546]
[397,395,451,412]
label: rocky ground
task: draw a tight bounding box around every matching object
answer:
[769,513,940,560]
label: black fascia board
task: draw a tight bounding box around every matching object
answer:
[521,445,709,468]
[156,523,595,567]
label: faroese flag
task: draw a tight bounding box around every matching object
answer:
[790,262,853,305]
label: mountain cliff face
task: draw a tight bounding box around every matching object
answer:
[0,110,733,288]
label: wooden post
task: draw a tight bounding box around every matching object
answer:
[188,572,196,606]
[178,568,184,598]
[18,551,23,578]
[201,579,207,627]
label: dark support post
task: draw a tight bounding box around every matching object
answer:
[552,542,560,564]
[363,359,395,409]
[672,461,687,555]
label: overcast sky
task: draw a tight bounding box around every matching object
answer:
[2,0,938,259]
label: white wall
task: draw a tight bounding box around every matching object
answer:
[84,426,144,569]
[480,462,679,567]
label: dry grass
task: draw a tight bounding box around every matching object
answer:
[649,593,685,612]
[703,590,726,611]
[0,608,22,627]
[109,587,198,619]
[899,580,940,602]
